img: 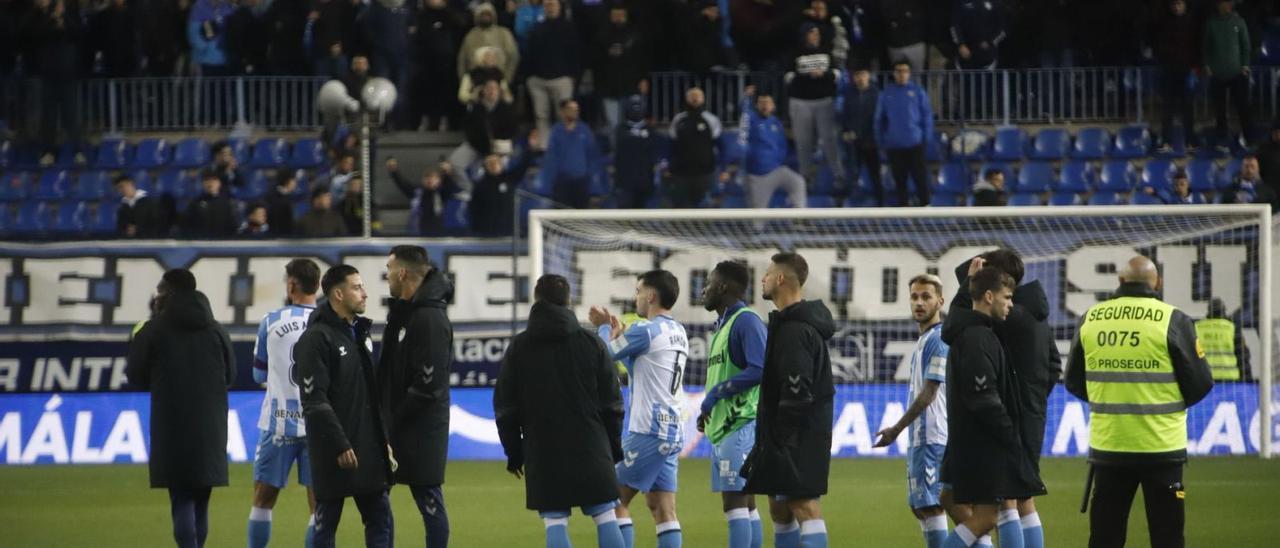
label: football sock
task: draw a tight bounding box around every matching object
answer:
[1021,512,1043,548]
[591,508,625,548]
[656,521,682,548]
[921,514,948,548]
[799,519,828,548]
[543,516,571,548]
[248,507,272,548]
[942,524,978,548]
[749,509,763,548]
[726,508,752,548]
[774,520,801,548]
[998,509,1024,548]
[618,517,634,548]
[976,534,994,548]
[305,514,316,548]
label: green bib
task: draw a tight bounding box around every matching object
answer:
[704,307,761,444]
[1195,318,1240,381]
[1080,296,1186,454]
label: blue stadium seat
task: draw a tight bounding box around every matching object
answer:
[88,202,119,235]
[442,199,469,230]
[806,195,837,208]
[0,203,13,232]
[767,189,790,208]
[1057,160,1094,193]
[53,141,93,168]
[233,171,272,200]
[930,193,964,207]
[947,129,985,161]
[172,138,212,169]
[844,194,880,208]
[720,195,749,208]
[935,163,971,195]
[718,130,743,167]
[75,171,112,201]
[849,166,878,197]
[130,169,154,194]
[52,201,86,235]
[1194,130,1230,158]
[12,202,46,235]
[293,200,310,221]
[1008,193,1043,206]
[0,140,11,170]
[1097,160,1137,192]
[250,138,289,169]
[1186,158,1218,192]
[1112,125,1152,159]
[133,138,171,170]
[990,127,1028,161]
[0,172,32,201]
[155,169,200,200]
[227,138,251,166]
[812,165,837,196]
[1218,158,1242,188]
[1141,159,1176,193]
[1071,128,1110,160]
[521,171,554,197]
[1015,161,1054,193]
[289,138,326,169]
[11,143,42,170]
[1130,192,1165,205]
[1030,128,1070,160]
[33,170,71,200]
[95,139,133,170]
[1156,127,1188,159]
[1260,30,1280,65]
[1088,192,1125,206]
[1048,192,1082,206]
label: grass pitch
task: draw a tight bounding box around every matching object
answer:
[1,457,1275,547]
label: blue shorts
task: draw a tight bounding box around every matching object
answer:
[538,500,620,519]
[710,422,755,492]
[907,443,945,509]
[616,433,680,493]
[253,430,312,489]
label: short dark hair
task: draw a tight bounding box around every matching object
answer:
[1172,170,1188,181]
[201,168,222,182]
[246,201,266,214]
[212,142,231,155]
[286,259,321,294]
[771,252,809,286]
[980,248,1025,284]
[908,273,943,295]
[112,174,134,186]
[160,269,197,293]
[638,270,680,309]
[1242,153,1258,162]
[276,170,297,187]
[969,266,1015,298]
[712,260,750,291]
[321,264,359,296]
[983,168,1004,181]
[390,245,430,278]
[311,187,331,201]
[558,99,576,109]
[534,274,571,306]
[893,59,912,70]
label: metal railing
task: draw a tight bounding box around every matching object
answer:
[77,76,328,133]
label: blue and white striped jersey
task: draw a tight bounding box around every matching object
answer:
[908,322,949,447]
[253,304,314,438]
[599,315,689,443]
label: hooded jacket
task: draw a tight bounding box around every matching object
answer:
[742,300,836,498]
[874,80,935,150]
[293,301,392,500]
[940,304,1046,503]
[381,268,454,487]
[737,96,789,176]
[126,290,235,489]
[494,301,625,511]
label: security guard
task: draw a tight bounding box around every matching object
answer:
[1195,298,1249,381]
[1065,255,1214,548]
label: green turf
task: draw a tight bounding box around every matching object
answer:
[0,457,1275,547]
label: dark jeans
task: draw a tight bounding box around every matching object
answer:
[851,138,882,204]
[1160,67,1196,146]
[410,484,450,548]
[552,175,591,209]
[1089,463,1185,548]
[168,487,212,548]
[886,145,930,206]
[39,77,82,148]
[314,490,394,548]
[616,184,654,209]
[665,173,714,208]
[1210,74,1253,143]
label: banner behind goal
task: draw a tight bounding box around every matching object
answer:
[529,206,1275,458]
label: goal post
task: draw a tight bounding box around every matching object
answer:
[529,205,1275,458]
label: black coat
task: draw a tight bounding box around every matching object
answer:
[294,302,392,500]
[118,193,167,238]
[463,100,519,156]
[742,300,836,498]
[126,290,235,489]
[493,302,625,511]
[940,306,1046,503]
[265,189,294,236]
[380,269,455,487]
[593,22,649,97]
[183,192,238,238]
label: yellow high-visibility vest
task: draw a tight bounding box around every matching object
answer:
[1195,318,1240,381]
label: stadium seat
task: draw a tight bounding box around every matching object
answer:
[53,141,93,168]
[1194,130,1229,158]
[849,166,879,197]
[1218,158,1242,188]
[130,169,154,194]
[1,172,32,201]
[720,195,749,208]
[806,195,837,208]
[442,199,469,231]
[1112,125,1151,159]
[94,139,133,170]
[1087,192,1125,206]
[11,143,42,170]
[1141,159,1176,193]
[289,138,326,169]
[33,170,71,200]
[75,171,112,201]
[132,138,171,170]
[226,138,251,166]
[844,194,881,208]
[812,165,837,196]
[767,190,790,208]
[990,126,1028,161]
[0,203,13,233]
[154,170,200,200]
[250,138,289,169]
[0,140,11,170]
[947,129,986,161]
[88,202,119,235]
[233,171,272,200]
[1057,160,1094,193]
[935,163,971,195]
[1007,193,1043,206]
[12,202,46,235]
[1030,128,1070,160]
[52,201,86,235]
[1156,127,1188,159]
[1048,192,1082,206]
[1071,127,1110,160]
[172,138,212,169]
[521,171,554,197]
[1097,160,1137,192]
[718,130,743,167]
[1130,191,1165,205]
[930,193,964,207]
[1015,161,1054,193]
[1260,30,1280,65]
[1186,158,1218,192]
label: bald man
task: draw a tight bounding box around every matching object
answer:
[1065,255,1213,548]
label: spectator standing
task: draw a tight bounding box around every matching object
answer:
[89,0,138,77]
[239,202,271,237]
[265,171,298,236]
[457,3,519,89]
[126,269,235,548]
[875,61,935,206]
[971,168,1008,206]
[1223,154,1277,208]
[613,96,659,209]
[666,87,721,208]
[842,0,884,72]
[317,152,357,201]
[188,0,232,76]
[138,0,190,76]
[1153,0,1199,151]
[1033,0,1074,67]
[731,86,806,209]
[28,0,84,163]
[1256,121,1280,184]
[306,0,355,79]
[470,152,532,237]
[541,99,600,209]
[114,174,166,238]
[339,176,365,234]
[513,0,544,55]
[388,157,458,236]
[450,79,518,195]
[297,187,349,237]
[263,0,308,75]
[414,0,466,131]
[681,1,733,73]
[879,0,927,70]
[804,0,848,66]
[787,24,844,191]
[224,0,269,74]
[525,0,580,142]
[1203,0,1254,147]
[184,171,239,238]
[360,0,412,127]
[594,5,650,137]
[951,0,1008,69]
[843,67,882,204]
[458,47,513,105]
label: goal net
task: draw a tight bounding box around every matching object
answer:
[529,205,1276,459]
